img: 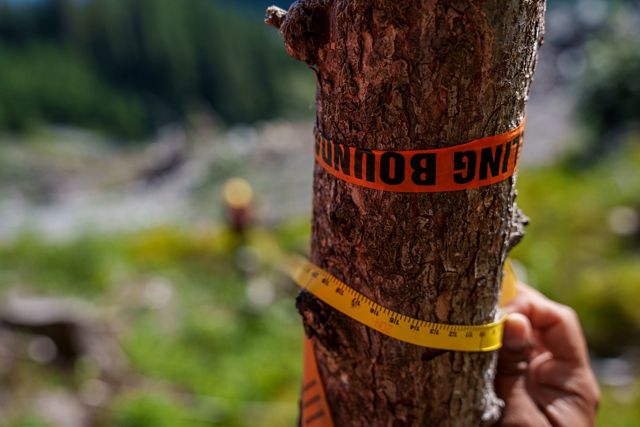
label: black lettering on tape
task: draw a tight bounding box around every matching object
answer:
[380,152,405,185]
[354,148,376,183]
[453,151,477,184]
[322,138,333,167]
[333,142,351,175]
[410,153,437,186]
[501,140,512,174]
[479,144,503,180]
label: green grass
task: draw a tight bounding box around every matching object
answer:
[0,223,305,426]
[1,141,639,425]
[513,140,640,355]
[598,384,640,427]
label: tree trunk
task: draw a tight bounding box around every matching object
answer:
[268,1,545,425]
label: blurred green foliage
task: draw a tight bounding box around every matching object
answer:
[0,232,118,295]
[0,142,639,425]
[0,43,146,138]
[598,385,640,427]
[0,0,315,139]
[513,138,640,355]
[577,40,640,160]
[109,394,198,427]
[0,223,307,426]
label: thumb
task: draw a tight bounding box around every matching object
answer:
[498,313,535,376]
[503,313,534,352]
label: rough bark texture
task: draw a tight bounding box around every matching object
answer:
[269,1,545,425]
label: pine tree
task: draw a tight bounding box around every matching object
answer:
[268,0,546,424]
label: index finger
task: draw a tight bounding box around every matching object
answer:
[504,284,590,365]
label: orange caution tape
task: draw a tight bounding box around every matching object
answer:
[301,336,335,427]
[314,121,525,192]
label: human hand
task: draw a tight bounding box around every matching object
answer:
[495,284,600,427]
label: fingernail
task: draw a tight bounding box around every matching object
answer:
[503,313,531,351]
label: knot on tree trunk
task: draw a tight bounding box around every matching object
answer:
[266,0,331,65]
[265,6,287,29]
[507,203,530,250]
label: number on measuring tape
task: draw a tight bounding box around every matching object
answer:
[288,256,508,352]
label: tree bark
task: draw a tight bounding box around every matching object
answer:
[269,1,545,425]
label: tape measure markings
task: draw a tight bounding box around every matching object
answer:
[297,260,518,427]
[289,257,509,352]
[298,259,516,427]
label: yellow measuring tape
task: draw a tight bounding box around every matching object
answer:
[288,257,518,352]
[291,258,518,426]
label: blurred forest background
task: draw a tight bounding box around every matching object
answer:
[0,0,639,426]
